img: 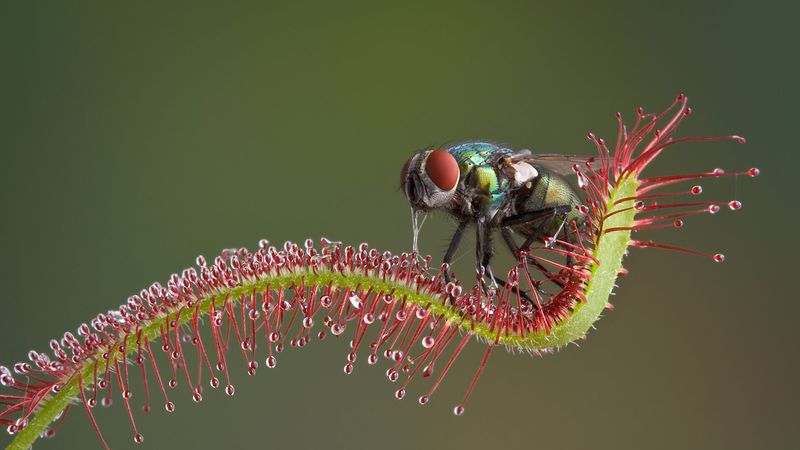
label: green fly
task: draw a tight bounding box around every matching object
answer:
[400,142,596,295]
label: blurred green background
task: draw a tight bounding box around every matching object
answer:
[1,1,795,449]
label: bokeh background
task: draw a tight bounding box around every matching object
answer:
[1,1,796,449]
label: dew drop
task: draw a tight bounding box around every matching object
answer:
[422,336,435,349]
[165,401,175,412]
[347,352,357,363]
[101,397,112,407]
[216,361,225,371]
[673,220,683,228]
[348,294,363,309]
[748,167,760,177]
[302,317,314,328]
[142,405,151,413]
[134,433,144,444]
[418,395,429,405]
[387,368,399,382]
[368,354,378,365]
[168,379,177,389]
[453,405,465,416]
[728,200,742,210]
[708,204,721,214]
[225,385,235,396]
[266,356,277,368]
[691,185,703,195]
[343,363,353,375]
[269,332,281,343]
[712,168,725,176]
[192,392,203,403]
[320,295,332,308]
[210,377,220,388]
[713,253,725,263]
[123,390,132,399]
[577,172,588,189]
[331,324,346,336]
[363,313,375,324]
[395,389,406,400]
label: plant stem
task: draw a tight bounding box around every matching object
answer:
[8,178,637,450]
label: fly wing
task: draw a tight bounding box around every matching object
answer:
[523,153,602,177]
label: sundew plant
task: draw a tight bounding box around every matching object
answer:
[0,96,758,449]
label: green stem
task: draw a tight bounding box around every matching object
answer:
[8,178,637,450]
[511,176,637,349]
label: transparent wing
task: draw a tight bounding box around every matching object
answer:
[522,152,602,177]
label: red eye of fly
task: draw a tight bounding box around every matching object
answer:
[425,150,459,190]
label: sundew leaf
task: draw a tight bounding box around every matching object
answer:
[1,95,758,450]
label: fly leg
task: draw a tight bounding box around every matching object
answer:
[503,205,572,250]
[442,221,469,287]
[475,217,489,290]
[516,207,581,268]
[500,227,565,289]
[500,205,573,306]
[502,205,572,276]
[478,225,500,291]
[477,221,531,299]
[499,228,546,310]
[474,227,535,305]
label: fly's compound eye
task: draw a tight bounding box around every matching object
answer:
[424,150,459,191]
